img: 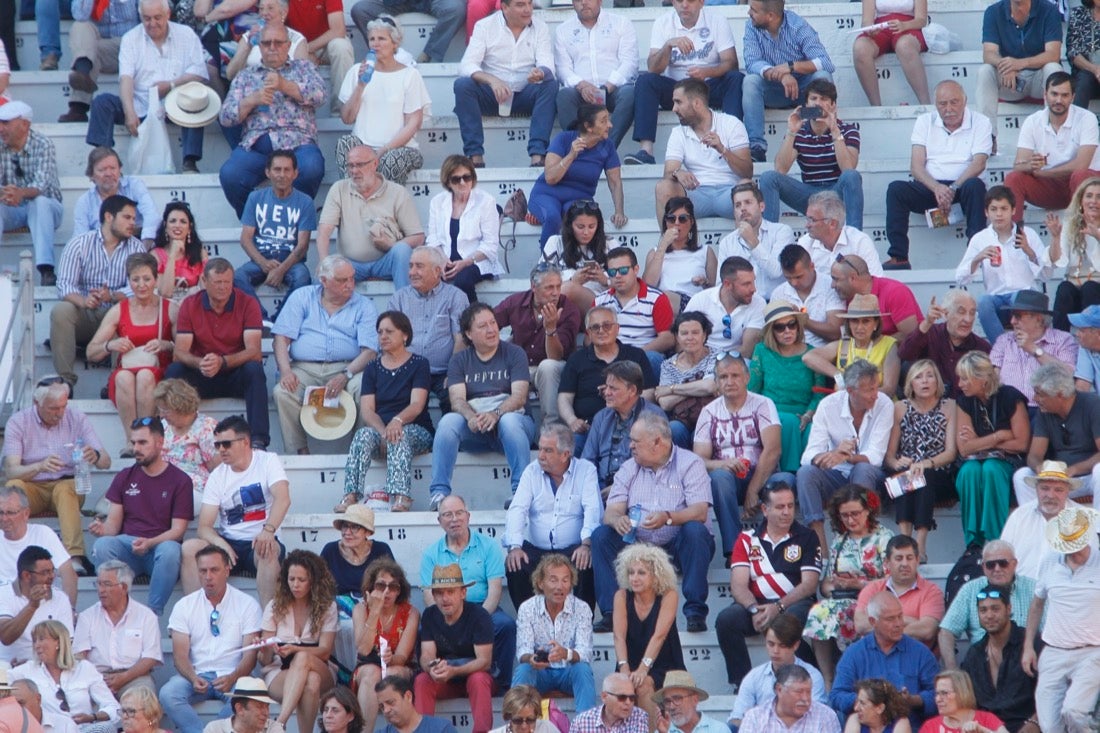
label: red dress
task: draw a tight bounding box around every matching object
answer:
[108,298,173,404]
[154,247,205,288]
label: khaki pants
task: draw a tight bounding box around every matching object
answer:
[67,23,121,106]
[50,302,108,387]
[273,361,363,453]
[6,478,86,555]
[313,38,354,111]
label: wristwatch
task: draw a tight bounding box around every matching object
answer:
[748,604,760,615]
[1033,347,1045,359]
[641,657,654,668]
[343,368,354,380]
[665,512,673,527]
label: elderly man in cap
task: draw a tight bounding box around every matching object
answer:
[415,563,496,733]
[0,670,44,733]
[202,677,284,733]
[1023,506,1100,733]
[1013,364,1100,511]
[1003,460,1097,580]
[272,254,378,456]
[0,101,64,285]
[740,664,839,733]
[1069,304,1100,392]
[652,671,725,733]
[989,290,1078,410]
[569,672,648,733]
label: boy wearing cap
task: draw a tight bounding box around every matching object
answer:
[0,101,64,286]
[1023,506,1100,733]
[414,564,495,733]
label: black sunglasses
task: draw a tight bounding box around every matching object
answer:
[56,689,69,712]
[12,156,24,180]
[983,559,1011,570]
[569,199,600,215]
[664,213,692,224]
[449,173,474,185]
[771,319,799,332]
[131,416,158,429]
[37,376,66,388]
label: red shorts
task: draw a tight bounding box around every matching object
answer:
[860,13,928,55]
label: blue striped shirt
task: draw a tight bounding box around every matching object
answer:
[743,11,834,76]
[56,229,147,301]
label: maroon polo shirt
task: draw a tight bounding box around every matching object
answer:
[493,290,582,366]
[176,288,263,358]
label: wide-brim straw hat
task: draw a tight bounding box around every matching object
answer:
[427,563,474,590]
[300,390,357,440]
[164,82,222,128]
[1045,506,1098,554]
[839,293,888,319]
[230,677,278,706]
[334,504,375,533]
[652,671,709,704]
[763,300,807,329]
[1021,460,1084,490]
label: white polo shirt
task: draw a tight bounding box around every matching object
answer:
[0,525,71,585]
[1017,104,1100,170]
[955,224,1049,296]
[168,585,263,676]
[716,220,796,296]
[72,598,163,671]
[649,6,736,81]
[1034,546,1100,648]
[771,274,845,347]
[666,112,749,187]
[911,107,994,181]
[800,226,884,277]
[684,286,766,353]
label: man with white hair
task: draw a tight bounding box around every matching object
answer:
[0,101,64,285]
[273,255,379,456]
[796,191,882,277]
[85,0,209,173]
[1013,363,1100,510]
[11,678,73,733]
[0,486,78,603]
[72,560,162,695]
[937,540,1036,669]
[1023,506,1100,733]
[898,290,990,399]
[1,677,45,733]
[740,665,838,733]
[989,290,1077,409]
[569,673,648,733]
[2,381,110,576]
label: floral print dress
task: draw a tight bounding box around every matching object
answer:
[803,524,893,647]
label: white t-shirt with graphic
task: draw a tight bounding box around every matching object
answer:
[202,451,288,542]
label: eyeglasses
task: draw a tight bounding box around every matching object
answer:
[983,559,1011,570]
[587,321,616,332]
[439,510,468,520]
[373,581,402,593]
[568,199,600,215]
[661,694,693,705]
[93,580,122,589]
[606,266,632,277]
[131,416,157,429]
[259,39,290,47]
[336,522,367,533]
[976,588,1006,600]
[213,437,246,450]
[0,510,23,517]
[839,509,868,520]
[664,213,692,224]
[806,215,830,226]
[56,689,69,712]
[449,173,474,185]
[27,567,55,577]
[608,693,637,703]
[120,709,138,718]
[772,319,799,332]
[209,609,221,637]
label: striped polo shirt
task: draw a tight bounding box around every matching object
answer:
[594,281,674,348]
[794,120,860,185]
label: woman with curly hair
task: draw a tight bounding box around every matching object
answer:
[318,686,364,733]
[258,550,339,731]
[612,544,684,733]
[844,679,912,733]
[151,202,209,302]
[803,486,893,687]
[353,559,419,732]
[1049,177,1100,330]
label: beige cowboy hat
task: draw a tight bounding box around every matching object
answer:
[427,563,474,590]
[763,300,807,329]
[230,677,278,706]
[164,82,222,128]
[1045,506,1099,554]
[839,293,889,319]
[652,670,709,705]
[1022,460,1084,490]
[300,390,357,441]
[334,504,375,534]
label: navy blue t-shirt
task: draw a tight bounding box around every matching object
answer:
[360,353,434,433]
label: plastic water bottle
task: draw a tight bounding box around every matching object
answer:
[623,504,642,544]
[359,50,377,84]
[248,17,265,46]
[72,440,92,496]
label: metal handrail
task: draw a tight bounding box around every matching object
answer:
[0,251,36,418]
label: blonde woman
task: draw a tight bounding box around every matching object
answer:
[154,379,221,513]
[1050,177,1100,330]
[118,688,171,733]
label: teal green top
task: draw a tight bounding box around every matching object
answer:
[748,343,828,415]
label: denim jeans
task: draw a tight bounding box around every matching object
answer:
[591,520,715,620]
[219,135,324,218]
[795,463,885,523]
[233,260,312,321]
[512,662,598,713]
[977,292,1013,342]
[453,77,557,157]
[35,0,65,59]
[557,84,635,149]
[159,672,232,733]
[490,608,517,688]
[351,0,464,62]
[348,242,413,290]
[90,534,181,615]
[86,94,204,163]
[716,596,814,685]
[633,71,743,144]
[742,70,833,151]
[644,350,665,378]
[670,420,692,450]
[429,411,536,496]
[758,169,864,230]
[0,197,64,268]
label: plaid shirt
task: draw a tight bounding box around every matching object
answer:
[606,446,713,546]
[220,59,326,150]
[1,404,104,482]
[570,706,648,733]
[0,129,62,201]
[56,229,147,300]
[739,701,841,733]
[743,11,834,76]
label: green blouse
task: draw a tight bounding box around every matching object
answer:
[748,343,828,415]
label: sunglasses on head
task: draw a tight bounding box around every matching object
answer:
[569,199,600,215]
[976,588,1006,600]
[983,559,1011,570]
[664,213,692,224]
[449,173,474,185]
[131,416,158,429]
[37,375,65,388]
[606,265,632,277]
